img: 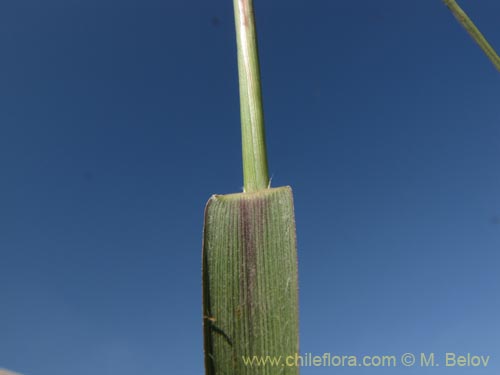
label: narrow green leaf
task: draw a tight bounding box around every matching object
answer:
[203,186,299,374]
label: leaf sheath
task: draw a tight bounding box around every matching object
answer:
[203,186,299,374]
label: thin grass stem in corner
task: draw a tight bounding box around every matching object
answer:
[444,0,500,72]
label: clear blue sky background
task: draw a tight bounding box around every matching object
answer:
[1,1,499,374]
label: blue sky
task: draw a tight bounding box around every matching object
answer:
[0,1,499,374]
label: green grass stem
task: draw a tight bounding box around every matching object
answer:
[202,2,299,374]
[233,0,270,192]
[444,0,500,72]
